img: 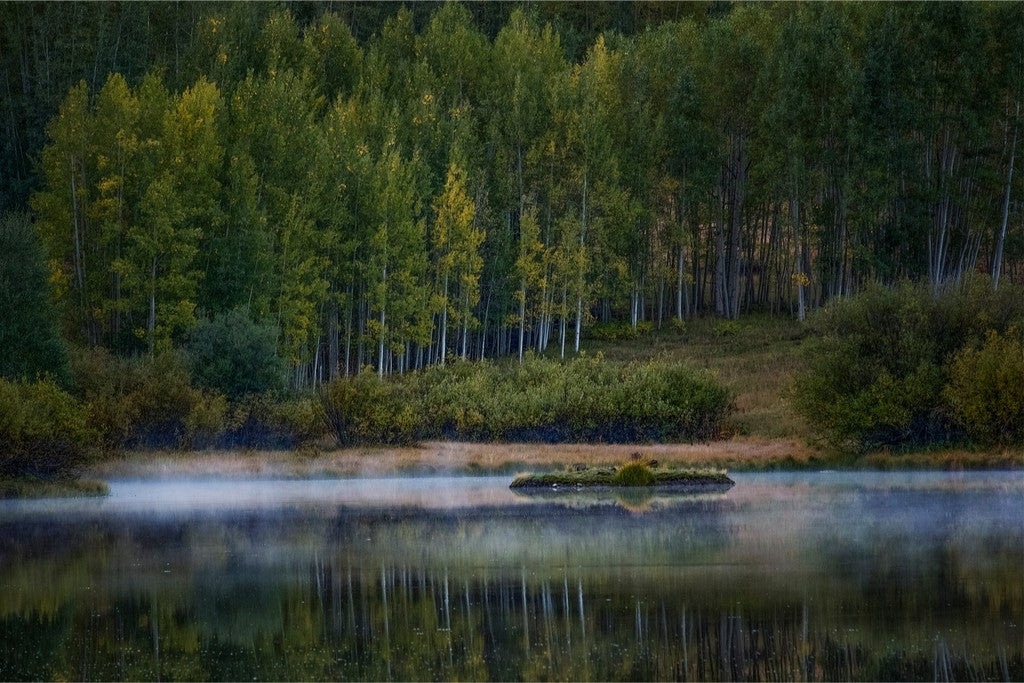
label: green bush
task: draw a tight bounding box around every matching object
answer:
[71,348,323,450]
[319,355,731,446]
[319,369,417,445]
[183,391,230,449]
[946,330,1024,446]
[794,280,1024,450]
[71,348,142,449]
[187,309,284,400]
[613,461,655,486]
[0,378,93,477]
[72,348,214,448]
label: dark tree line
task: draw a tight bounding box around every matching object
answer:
[3,1,1024,386]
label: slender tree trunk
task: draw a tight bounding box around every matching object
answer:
[792,191,805,322]
[575,172,588,353]
[378,264,387,378]
[560,287,567,359]
[328,298,339,380]
[676,245,684,322]
[479,286,490,361]
[356,284,365,371]
[994,102,1019,289]
[727,134,746,320]
[714,178,728,318]
[518,282,526,363]
[440,272,448,366]
[574,296,582,354]
[344,282,353,376]
[147,256,156,355]
[70,161,85,332]
[461,290,469,359]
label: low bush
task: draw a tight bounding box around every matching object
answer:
[0,378,94,477]
[613,461,656,486]
[794,279,1024,450]
[945,330,1024,446]
[71,348,326,449]
[320,370,417,445]
[223,394,327,448]
[319,354,732,446]
[72,348,206,449]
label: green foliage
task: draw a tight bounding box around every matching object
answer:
[186,309,284,399]
[319,355,731,446]
[71,348,217,448]
[612,461,655,486]
[224,394,327,448]
[946,331,1024,446]
[587,321,653,341]
[71,349,323,449]
[794,281,1024,450]
[0,213,69,383]
[319,369,416,445]
[712,320,742,337]
[0,378,93,477]
[17,2,1024,395]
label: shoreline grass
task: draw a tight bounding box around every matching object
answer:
[78,438,1024,481]
[0,476,109,499]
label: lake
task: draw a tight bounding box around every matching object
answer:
[1,472,1022,681]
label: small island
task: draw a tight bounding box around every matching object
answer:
[510,458,735,492]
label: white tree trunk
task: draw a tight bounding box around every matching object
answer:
[994,102,1019,289]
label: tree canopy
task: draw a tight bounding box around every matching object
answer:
[4,1,1023,384]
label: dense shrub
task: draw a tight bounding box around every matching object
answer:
[794,280,1024,450]
[71,349,208,449]
[946,330,1024,446]
[187,309,284,399]
[0,378,93,477]
[221,394,327,448]
[70,348,325,449]
[319,355,732,446]
[320,370,417,445]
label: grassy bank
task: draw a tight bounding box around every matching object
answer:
[0,476,108,499]
[83,437,1024,480]
[590,314,811,441]
[23,308,1024,485]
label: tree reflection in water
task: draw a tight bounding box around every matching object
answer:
[0,473,1022,681]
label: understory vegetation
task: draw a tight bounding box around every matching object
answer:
[0,345,731,480]
[319,354,732,445]
[794,279,1024,451]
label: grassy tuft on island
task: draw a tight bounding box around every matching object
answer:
[510,459,734,490]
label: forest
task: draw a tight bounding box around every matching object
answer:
[3,1,1023,387]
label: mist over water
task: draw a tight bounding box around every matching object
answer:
[1,472,1022,680]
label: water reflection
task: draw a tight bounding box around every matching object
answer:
[1,472,1022,680]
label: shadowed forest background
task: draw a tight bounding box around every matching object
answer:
[4,2,1024,472]
[3,1,1023,383]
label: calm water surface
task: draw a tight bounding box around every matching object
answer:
[1,471,1022,681]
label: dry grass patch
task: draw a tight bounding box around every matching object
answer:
[588,314,811,440]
